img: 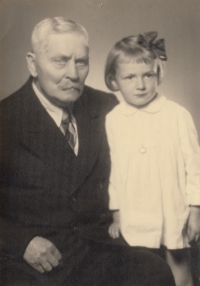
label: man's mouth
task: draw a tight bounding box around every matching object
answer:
[60,86,80,91]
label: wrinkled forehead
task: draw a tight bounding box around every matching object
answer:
[36,31,89,56]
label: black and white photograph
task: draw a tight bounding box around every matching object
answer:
[0,0,200,285]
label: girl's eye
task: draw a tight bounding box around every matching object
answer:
[126,75,134,80]
[145,73,155,78]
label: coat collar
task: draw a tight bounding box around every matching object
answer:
[121,93,167,116]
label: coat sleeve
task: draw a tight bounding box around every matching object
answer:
[105,112,119,210]
[0,213,48,258]
[178,107,200,205]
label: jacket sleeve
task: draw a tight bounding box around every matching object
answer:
[0,214,48,258]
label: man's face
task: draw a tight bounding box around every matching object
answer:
[30,33,89,107]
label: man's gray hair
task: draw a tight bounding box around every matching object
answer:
[31,17,89,54]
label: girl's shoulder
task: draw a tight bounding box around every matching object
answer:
[106,101,124,118]
[165,98,194,123]
[165,98,191,115]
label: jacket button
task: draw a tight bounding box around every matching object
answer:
[100,213,106,219]
[71,196,76,202]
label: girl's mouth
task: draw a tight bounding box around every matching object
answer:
[134,93,147,97]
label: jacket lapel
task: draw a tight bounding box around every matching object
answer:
[19,80,106,193]
[68,87,104,195]
[20,80,75,177]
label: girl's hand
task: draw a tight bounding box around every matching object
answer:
[108,210,120,239]
[187,206,200,246]
[109,222,120,239]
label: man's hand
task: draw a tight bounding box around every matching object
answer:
[23,236,62,273]
[187,206,200,247]
[108,210,120,239]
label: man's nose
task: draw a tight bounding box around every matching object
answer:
[64,62,78,80]
[136,77,145,90]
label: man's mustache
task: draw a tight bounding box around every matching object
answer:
[59,82,81,91]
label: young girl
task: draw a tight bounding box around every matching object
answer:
[105,31,200,286]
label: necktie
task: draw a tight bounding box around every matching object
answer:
[61,112,76,150]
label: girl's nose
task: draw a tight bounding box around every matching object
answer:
[136,77,145,90]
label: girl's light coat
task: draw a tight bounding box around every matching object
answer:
[106,94,200,249]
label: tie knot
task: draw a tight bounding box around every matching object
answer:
[62,116,70,124]
[62,110,72,129]
[62,108,72,121]
[61,117,69,132]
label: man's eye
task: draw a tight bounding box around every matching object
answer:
[54,59,66,64]
[76,60,88,66]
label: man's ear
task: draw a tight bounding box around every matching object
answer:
[26,52,38,77]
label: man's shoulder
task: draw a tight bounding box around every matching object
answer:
[0,78,32,108]
[83,85,117,101]
[0,78,35,126]
[82,85,119,115]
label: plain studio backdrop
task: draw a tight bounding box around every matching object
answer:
[0,0,200,282]
[0,0,200,135]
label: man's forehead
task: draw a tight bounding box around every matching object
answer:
[41,32,89,55]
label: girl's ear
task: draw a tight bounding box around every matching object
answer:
[111,78,119,91]
[26,52,38,77]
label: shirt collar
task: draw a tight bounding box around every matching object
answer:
[32,81,64,127]
[121,93,167,116]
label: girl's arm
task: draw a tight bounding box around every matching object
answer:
[179,108,200,206]
[105,113,121,239]
[178,107,200,246]
[187,206,200,246]
[105,114,120,210]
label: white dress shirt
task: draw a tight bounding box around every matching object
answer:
[32,81,79,155]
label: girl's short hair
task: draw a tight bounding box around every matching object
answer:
[105,32,167,91]
[31,17,89,54]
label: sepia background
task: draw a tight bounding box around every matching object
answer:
[0,0,200,281]
[0,0,200,134]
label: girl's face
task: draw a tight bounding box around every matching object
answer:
[113,60,158,107]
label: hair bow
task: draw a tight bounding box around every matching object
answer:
[137,31,167,61]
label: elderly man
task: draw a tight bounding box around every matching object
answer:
[0,17,175,286]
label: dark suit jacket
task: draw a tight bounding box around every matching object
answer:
[0,78,118,283]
